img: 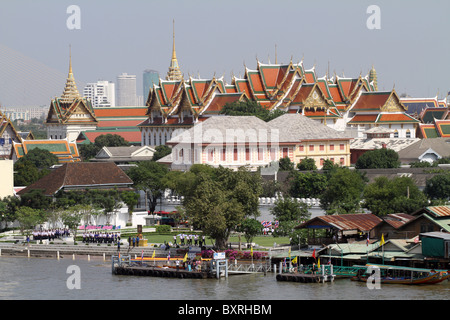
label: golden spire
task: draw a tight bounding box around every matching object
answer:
[166,20,183,81]
[61,45,81,103]
[275,44,278,64]
[369,65,378,91]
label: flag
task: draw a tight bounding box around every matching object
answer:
[312,249,316,260]
[317,259,320,269]
[291,256,297,264]
[283,257,286,267]
[288,247,291,259]
[141,250,144,261]
[366,233,370,246]
[380,234,385,246]
[152,250,156,258]
[183,253,188,262]
[167,251,171,261]
[250,246,253,257]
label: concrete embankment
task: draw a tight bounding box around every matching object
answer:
[0,242,178,260]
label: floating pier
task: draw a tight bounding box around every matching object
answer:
[111,255,227,279]
[113,265,211,279]
[276,273,335,283]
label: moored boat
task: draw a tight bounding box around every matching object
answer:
[352,264,449,285]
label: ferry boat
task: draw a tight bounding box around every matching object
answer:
[352,264,450,285]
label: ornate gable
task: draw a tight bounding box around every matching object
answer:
[381,90,406,113]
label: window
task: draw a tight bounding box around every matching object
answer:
[270,148,276,161]
[340,157,345,165]
[283,147,289,158]
[320,145,325,151]
[208,148,214,162]
[234,148,239,161]
[245,148,251,161]
[394,130,399,138]
[406,130,411,138]
[258,147,264,161]
[330,144,334,151]
[309,145,314,152]
[299,145,304,152]
[340,144,345,151]
[320,158,324,166]
[222,148,226,162]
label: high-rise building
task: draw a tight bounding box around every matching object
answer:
[84,81,116,107]
[143,70,159,100]
[116,73,137,106]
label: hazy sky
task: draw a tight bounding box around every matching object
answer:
[1,0,449,106]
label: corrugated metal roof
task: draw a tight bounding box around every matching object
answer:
[383,213,415,229]
[420,232,450,240]
[298,213,382,232]
[427,206,450,218]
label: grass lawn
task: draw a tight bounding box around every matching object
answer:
[137,233,290,249]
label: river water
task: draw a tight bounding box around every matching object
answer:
[0,255,449,301]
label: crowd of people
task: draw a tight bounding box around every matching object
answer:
[82,231,121,244]
[173,234,205,247]
[32,229,71,241]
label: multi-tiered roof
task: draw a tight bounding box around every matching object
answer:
[139,59,379,129]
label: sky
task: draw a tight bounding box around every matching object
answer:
[0,0,449,106]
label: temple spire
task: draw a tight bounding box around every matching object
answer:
[166,20,183,81]
[60,46,81,103]
[369,65,378,91]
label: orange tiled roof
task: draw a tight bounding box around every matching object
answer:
[377,113,419,123]
[94,107,147,118]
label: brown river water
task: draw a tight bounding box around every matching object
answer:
[0,255,449,301]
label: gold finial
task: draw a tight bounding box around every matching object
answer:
[166,19,183,81]
[275,44,277,64]
[172,19,176,60]
[60,46,81,103]
[69,44,72,74]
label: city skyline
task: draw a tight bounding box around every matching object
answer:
[0,0,449,107]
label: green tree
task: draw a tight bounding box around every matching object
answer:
[13,160,46,186]
[319,167,366,215]
[94,134,129,148]
[363,176,428,215]
[120,191,140,224]
[278,156,295,171]
[289,171,328,198]
[20,189,52,210]
[220,100,286,122]
[177,165,262,249]
[61,205,84,242]
[79,134,129,161]
[127,161,169,214]
[270,196,310,237]
[16,148,59,169]
[152,145,172,162]
[355,148,401,169]
[297,158,317,171]
[423,172,450,202]
[16,206,43,235]
[237,218,263,246]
